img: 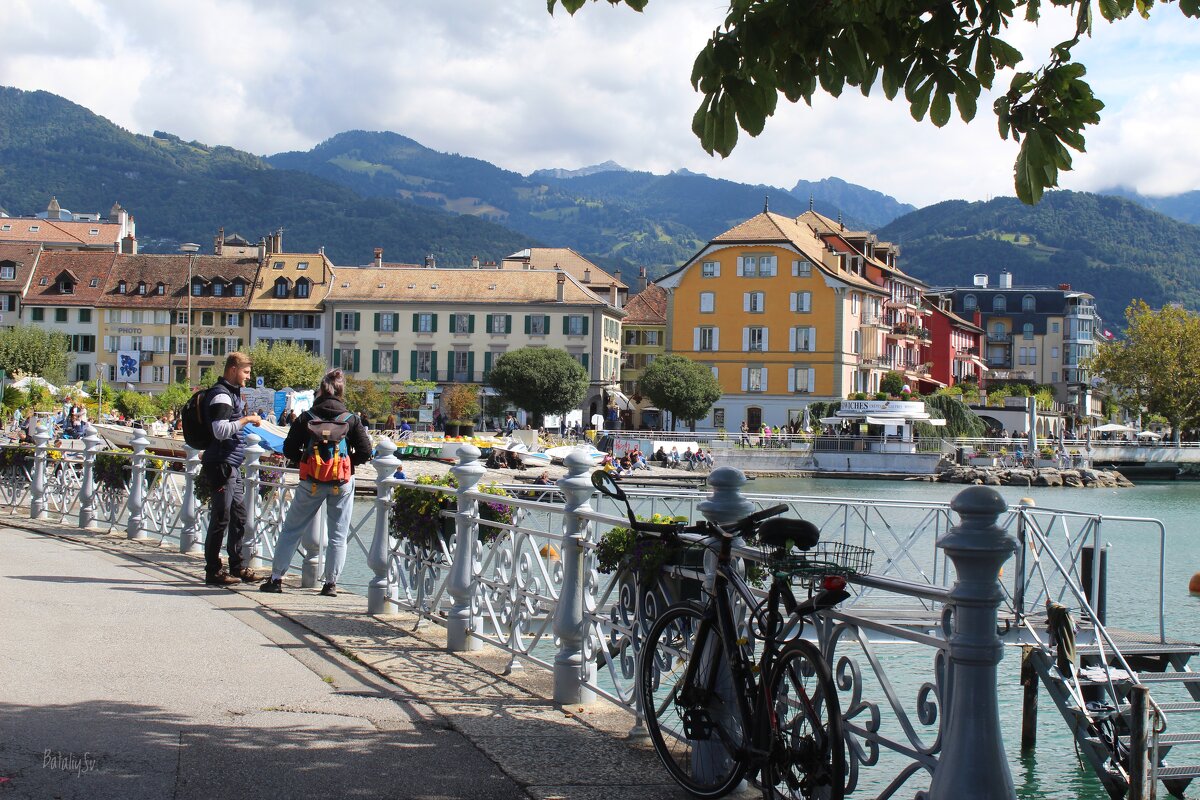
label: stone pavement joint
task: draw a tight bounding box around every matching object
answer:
[0,516,709,799]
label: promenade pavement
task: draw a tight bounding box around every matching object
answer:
[0,519,714,800]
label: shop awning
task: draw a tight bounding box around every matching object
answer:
[610,391,635,410]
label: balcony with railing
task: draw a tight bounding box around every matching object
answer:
[888,321,932,341]
[987,331,1012,343]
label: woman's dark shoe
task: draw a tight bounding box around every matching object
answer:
[259,578,283,594]
[320,583,337,597]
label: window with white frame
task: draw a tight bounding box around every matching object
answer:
[381,313,395,333]
[1022,294,1036,312]
[792,259,812,277]
[567,315,586,335]
[529,315,547,335]
[697,327,716,352]
[745,292,765,313]
[176,310,188,325]
[226,312,241,327]
[454,314,470,333]
[175,336,187,355]
[747,367,764,392]
[699,292,715,313]
[416,350,432,378]
[454,351,470,379]
[701,260,720,278]
[378,350,394,373]
[792,326,816,352]
[790,291,812,313]
[151,366,168,383]
[487,313,509,334]
[1023,323,1034,340]
[416,313,434,333]
[851,292,860,315]
[790,366,815,393]
[200,337,214,356]
[747,327,766,352]
[963,294,977,311]
[0,264,14,280]
[644,330,660,346]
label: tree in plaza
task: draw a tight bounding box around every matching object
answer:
[115,389,156,420]
[153,382,193,416]
[247,341,326,391]
[880,370,905,396]
[549,0,1198,204]
[1087,301,1200,443]
[488,347,589,424]
[637,354,722,431]
[343,377,395,421]
[441,383,481,424]
[0,325,71,385]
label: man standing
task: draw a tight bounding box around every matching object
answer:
[201,352,262,586]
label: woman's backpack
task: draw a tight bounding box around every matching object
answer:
[298,412,355,484]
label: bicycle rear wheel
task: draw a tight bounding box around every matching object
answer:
[639,602,750,798]
[764,639,845,799]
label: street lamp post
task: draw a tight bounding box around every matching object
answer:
[180,243,200,387]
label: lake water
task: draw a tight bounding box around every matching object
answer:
[332,476,1200,799]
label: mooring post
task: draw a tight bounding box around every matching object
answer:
[30,419,50,520]
[126,430,150,540]
[552,449,597,704]
[367,438,400,614]
[928,485,1017,800]
[1128,685,1153,800]
[1020,645,1038,753]
[78,425,103,530]
[179,445,203,553]
[447,445,485,652]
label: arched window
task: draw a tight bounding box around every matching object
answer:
[992,295,1006,312]
[963,294,977,311]
[295,277,311,299]
[273,276,289,299]
[1022,294,1036,312]
[1023,323,1034,340]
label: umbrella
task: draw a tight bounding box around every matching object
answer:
[1092,423,1135,433]
[10,376,58,394]
[1136,430,1162,439]
[801,407,812,433]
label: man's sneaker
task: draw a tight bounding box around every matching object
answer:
[259,578,283,594]
[320,583,337,597]
[205,571,240,586]
[233,567,264,584]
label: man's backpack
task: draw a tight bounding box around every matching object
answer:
[298,412,355,484]
[181,386,229,450]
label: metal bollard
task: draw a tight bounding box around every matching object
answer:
[367,439,401,614]
[447,445,485,652]
[551,448,597,705]
[78,425,103,530]
[696,466,755,594]
[30,420,50,520]
[241,435,264,569]
[179,445,203,554]
[927,485,1017,800]
[300,513,326,588]
[126,431,150,540]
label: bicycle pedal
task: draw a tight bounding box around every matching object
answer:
[681,708,715,740]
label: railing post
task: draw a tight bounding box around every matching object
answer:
[552,449,597,704]
[927,485,1016,800]
[448,444,485,652]
[1128,684,1153,800]
[179,445,203,553]
[697,466,756,591]
[367,439,401,614]
[126,431,150,540]
[241,435,264,569]
[30,419,50,520]
[78,425,103,530]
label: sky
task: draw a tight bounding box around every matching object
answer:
[1,0,1198,209]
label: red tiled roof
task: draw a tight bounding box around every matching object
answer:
[0,243,41,292]
[0,218,123,246]
[101,254,259,309]
[23,251,117,306]
[622,284,667,325]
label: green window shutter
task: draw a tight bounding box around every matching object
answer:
[524,315,531,334]
[354,312,361,331]
[352,349,360,372]
[412,313,419,332]
[393,313,400,331]
[505,315,512,334]
[335,313,343,331]
[410,350,418,380]
[374,313,380,332]
[563,315,570,335]
[333,348,341,368]
[485,315,493,334]
[391,350,399,374]
[581,353,589,371]
[467,351,475,381]
[430,351,438,381]
[431,314,438,333]
[582,317,589,335]
[543,315,550,333]
[468,314,475,333]
[484,351,493,377]
[447,351,454,378]
[372,350,380,373]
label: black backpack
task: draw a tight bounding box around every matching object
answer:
[182,385,231,450]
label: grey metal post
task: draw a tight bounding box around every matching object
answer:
[448,444,485,652]
[78,425,103,530]
[30,419,50,520]
[126,431,150,540]
[1020,645,1038,753]
[1128,684,1153,800]
[551,449,597,704]
[367,439,401,614]
[927,486,1016,800]
[697,466,755,593]
[179,445,203,553]
[241,434,264,569]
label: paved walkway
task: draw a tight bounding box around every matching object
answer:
[0,520,704,800]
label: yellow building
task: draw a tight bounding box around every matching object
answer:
[659,210,887,431]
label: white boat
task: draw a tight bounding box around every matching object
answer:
[543,445,606,465]
[93,423,187,456]
[496,438,552,468]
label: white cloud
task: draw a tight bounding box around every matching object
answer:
[0,0,1197,207]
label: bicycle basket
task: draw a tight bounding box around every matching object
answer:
[765,542,873,582]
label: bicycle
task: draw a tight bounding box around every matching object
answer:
[591,471,871,799]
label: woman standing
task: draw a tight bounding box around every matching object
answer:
[260,369,373,597]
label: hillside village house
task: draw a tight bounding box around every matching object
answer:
[0,198,137,253]
[247,231,332,356]
[0,243,40,329]
[618,280,667,429]
[659,210,888,431]
[324,256,624,422]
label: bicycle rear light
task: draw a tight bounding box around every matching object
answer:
[821,575,847,592]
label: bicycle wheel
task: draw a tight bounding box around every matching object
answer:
[764,639,845,800]
[639,602,750,798]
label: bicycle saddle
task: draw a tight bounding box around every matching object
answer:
[756,518,820,550]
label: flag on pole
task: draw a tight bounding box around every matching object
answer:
[1101,329,1115,340]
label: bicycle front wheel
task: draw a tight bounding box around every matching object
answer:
[764,639,845,800]
[638,602,750,798]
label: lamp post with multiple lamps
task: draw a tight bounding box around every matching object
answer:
[179,243,200,387]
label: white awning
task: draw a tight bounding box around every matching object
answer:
[610,391,635,410]
[866,416,900,425]
[925,418,947,426]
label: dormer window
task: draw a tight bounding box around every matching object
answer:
[273,276,290,299]
[137,281,147,295]
[296,261,309,270]
[232,280,245,297]
[212,281,224,296]
[272,261,285,270]
[156,282,165,295]
[39,277,48,286]
[191,278,204,296]
[29,225,40,232]
[295,277,311,299]
[89,278,98,288]
[59,279,74,294]
[117,280,126,294]
[0,262,15,281]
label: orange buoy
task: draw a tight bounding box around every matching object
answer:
[1190,572,1200,595]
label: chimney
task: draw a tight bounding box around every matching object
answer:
[614,268,621,286]
[122,233,137,255]
[374,247,383,268]
[425,254,436,268]
[609,282,620,308]
[113,241,121,254]
[556,271,566,302]
[581,267,591,283]
[1057,283,1071,290]
[215,227,224,256]
[639,266,647,292]
[973,274,989,288]
[973,310,982,328]
[999,271,1013,289]
[258,237,266,265]
[274,228,283,253]
[471,255,480,269]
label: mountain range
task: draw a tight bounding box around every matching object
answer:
[2,85,1200,327]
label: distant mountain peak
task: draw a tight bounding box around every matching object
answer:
[529,160,627,180]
